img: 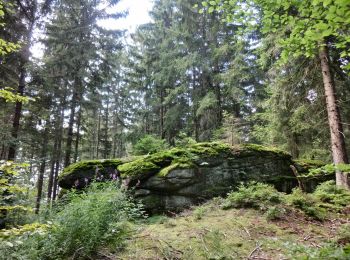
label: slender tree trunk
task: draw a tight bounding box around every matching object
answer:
[319,45,349,189]
[8,68,25,160]
[104,89,110,158]
[73,107,82,163]
[52,101,65,201]
[96,109,101,158]
[35,123,50,214]
[64,87,79,167]
[47,134,58,205]
[160,89,165,139]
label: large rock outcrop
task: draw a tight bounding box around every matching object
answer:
[58,143,329,212]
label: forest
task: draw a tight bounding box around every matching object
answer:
[1,0,350,259]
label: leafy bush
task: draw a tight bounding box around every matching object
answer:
[193,206,207,220]
[314,180,350,210]
[337,224,350,245]
[285,242,350,259]
[265,206,286,221]
[133,135,169,155]
[0,182,143,259]
[286,188,325,220]
[0,161,33,228]
[222,182,282,210]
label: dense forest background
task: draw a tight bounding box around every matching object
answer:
[0,0,349,209]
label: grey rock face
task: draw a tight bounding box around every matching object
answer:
[135,155,296,212]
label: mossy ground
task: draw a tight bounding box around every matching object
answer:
[100,199,349,259]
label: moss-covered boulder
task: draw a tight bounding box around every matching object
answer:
[59,159,125,189]
[58,142,328,212]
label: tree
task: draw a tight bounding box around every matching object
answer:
[204,0,350,188]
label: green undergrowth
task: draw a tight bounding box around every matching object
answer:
[222,181,350,221]
[115,181,350,260]
[0,182,144,260]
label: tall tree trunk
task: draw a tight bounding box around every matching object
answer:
[160,89,165,139]
[35,123,49,214]
[47,133,58,205]
[64,87,79,167]
[8,68,26,160]
[96,109,101,158]
[319,45,349,189]
[73,107,82,163]
[52,100,65,201]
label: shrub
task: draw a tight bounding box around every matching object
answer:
[286,188,325,220]
[265,206,286,221]
[0,182,143,259]
[285,242,350,259]
[133,135,169,155]
[314,181,350,210]
[337,224,350,245]
[193,206,207,220]
[222,182,282,210]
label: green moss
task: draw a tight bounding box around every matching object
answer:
[59,159,124,180]
[239,144,291,158]
[118,159,161,179]
[294,159,325,172]
[187,142,231,156]
[158,162,195,177]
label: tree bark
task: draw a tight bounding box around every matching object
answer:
[64,86,79,167]
[8,68,26,160]
[319,45,349,189]
[73,107,82,163]
[35,123,49,214]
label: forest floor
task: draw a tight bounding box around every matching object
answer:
[98,199,350,260]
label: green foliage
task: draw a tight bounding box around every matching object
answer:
[286,188,326,220]
[285,242,350,260]
[314,181,350,210]
[0,223,50,239]
[0,161,32,228]
[264,206,287,221]
[132,135,169,156]
[196,92,218,117]
[193,206,207,220]
[202,0,350,69]
[222,182,282,210]
[307,164,350,178]
[337,224,350,245]
[0,182,143,260]
[0,87,30,103]
[174,133,197,147]
[0,2,19,57]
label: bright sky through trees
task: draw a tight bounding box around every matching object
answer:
[99,0,153,31]
[32,0,153,58]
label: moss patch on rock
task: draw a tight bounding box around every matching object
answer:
[59,159,124,180]
[235,144,291,158]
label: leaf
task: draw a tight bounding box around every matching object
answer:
[323,0,332,7]
[5,242,14,247]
